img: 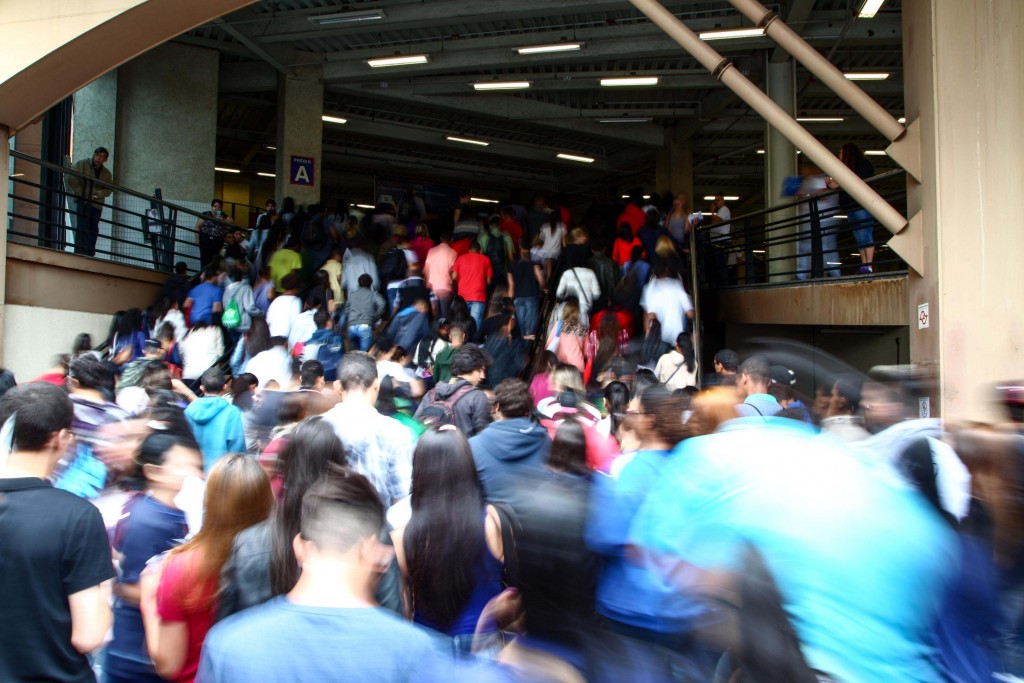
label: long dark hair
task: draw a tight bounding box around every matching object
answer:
[404,428,487,630]
[593,315,622,376]
[603,381,630,436]
[840,142,865,170]
[245,317,272,359]
[548,418,589,476]
[639,320,667,366]
[269,417,348,595]
[676,332,696,374]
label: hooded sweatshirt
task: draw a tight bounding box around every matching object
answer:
[469,416,552,507]
[415,377,491,437]
[185,396,247,471]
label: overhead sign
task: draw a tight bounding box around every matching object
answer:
[290,156,314,186]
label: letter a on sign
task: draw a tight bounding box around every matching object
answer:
[290,156,315,186]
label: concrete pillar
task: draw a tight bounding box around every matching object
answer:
[764,57,798,283]
[902,0,1024,421]
[656,123,694,211]
[0,125,9,364]
[72,70,117,162]
[275,67,323,209]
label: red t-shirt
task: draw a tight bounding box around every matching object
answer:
[616,204,645,233]
[451,253,493,303]
[500,217,524,250]
[157,550,217,683]
[612,237,643,266]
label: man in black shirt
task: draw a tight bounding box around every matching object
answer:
[0,383,115,682]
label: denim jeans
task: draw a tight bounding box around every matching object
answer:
[514,296,540,337]
[796,217,841,278]
[75,199,102,256]
[468,301,486,329]
[849,209,874,249]
[348,324,373,351]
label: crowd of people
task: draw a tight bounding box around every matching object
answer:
[1,188,1022,683]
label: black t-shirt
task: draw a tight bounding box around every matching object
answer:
[511,260,541,299]
[0,478,115,682]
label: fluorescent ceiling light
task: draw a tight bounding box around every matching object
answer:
[322,115,348,124]
[753,250,766,254]
[844,72,890,80]
[473,81,531,91]
[309,9,385,25]
[257,172,275,178]
[367,54,429,68]
[265,145,276,150]
[355,204,375,209]
[858,0,886,18]
[756,149,765,154]
[215,167,240,174]
[600,77,659,87]
[703,195,740,201]
[864,150,887,156]
[699,27,766,41]
[556,153,595,164]
[447,136,490,147]
[835,215,848,219]
[597,118,652,124]
[827,261,843,265]
[516,43,582,55]
[701,212,714,216]
[898,116,906,124]
[472,197,500,204]
[796,117,844,122]
[621,195,652,200]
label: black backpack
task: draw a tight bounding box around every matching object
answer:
[417,383,475,429]
[379,246,408,285]
[481,229,508,279]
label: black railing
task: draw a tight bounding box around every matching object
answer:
[7,151,239,273]
[693,169,908,287]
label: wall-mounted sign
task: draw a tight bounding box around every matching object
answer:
[290,156,314,186]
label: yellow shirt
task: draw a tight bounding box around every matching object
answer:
[321,258,344,304]
[268,248,302,290]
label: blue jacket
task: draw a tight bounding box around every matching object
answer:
[185,396,246,470]
[387,307,430,354]
[469,417,550,509]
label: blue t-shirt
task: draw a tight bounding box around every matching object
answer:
[629,417,957,683]
[188,281,223,325]
[587,450,703,632]
[199,597,445,682]
[106,495,188,679]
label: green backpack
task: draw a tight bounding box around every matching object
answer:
[222,296,241,329]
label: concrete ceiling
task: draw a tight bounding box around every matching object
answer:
[185,0,905,210]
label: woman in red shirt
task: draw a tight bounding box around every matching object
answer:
[141,454,273,682]
[612,222,643,268]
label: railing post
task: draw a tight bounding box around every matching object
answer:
[809,197,823,279]
[744,217,755,285]
[688,215,702,386]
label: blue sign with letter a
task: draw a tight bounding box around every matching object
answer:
[290,156,314,186]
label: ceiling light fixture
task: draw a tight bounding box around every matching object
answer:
[753,250,766,254]
[756,149,765,154]
[597,117,653,123]
[215,167,240,174]
[600,77,659,87]
[858,0,886,18]
[265,145,276,150]
[473,81,531,91]
[367,54,429,68]
[309,9,386,25]
[864,150,887,156]
[515,42,583,55]
[322,115,348,124]
[257,172,275,178]
[704,195,740,201]
[898,116,907,124]
[699,27,766,41]
[556,153,595,164]
[355,204,375,210]
[834,215,848,219]
[796,117,845,122]
[472,197,500,204]
[843,72,890,80]
[447,136,490,147]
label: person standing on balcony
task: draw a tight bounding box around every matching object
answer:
[195,199,234,270]
[708,194,732,285]
[828,143,876,274]
[67,146,112,257]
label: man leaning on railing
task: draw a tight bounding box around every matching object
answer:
[65,147,113,257]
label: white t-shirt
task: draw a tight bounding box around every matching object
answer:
[641,277,694,344]
[245,346,293,388]
[266,294,301,339]
[151,309,187,343]
[710,205,732,241]
[179,326,225,380]
[289,310,319,350]
[537,224,566,260]
[654,349,699,391]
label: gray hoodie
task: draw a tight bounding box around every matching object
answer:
[346,287,386,327]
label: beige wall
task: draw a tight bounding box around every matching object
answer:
[0,0,146,86]
[904,0,1024,420]
[3,305,111,383]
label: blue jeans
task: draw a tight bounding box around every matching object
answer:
[514,296,540,337]
[348,324,373,351]
[796,217,841,278]
[75,199,102,256]
[849,209,874,249]
[468,301,486,329]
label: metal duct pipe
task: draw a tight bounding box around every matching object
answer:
[628,0,907,235]
[727,0,905,142]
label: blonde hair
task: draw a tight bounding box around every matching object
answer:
[687,387,740,437]
[561,299,581,327]
[415,223,430,238]
[655,235,677,259]
[170,454,274,608]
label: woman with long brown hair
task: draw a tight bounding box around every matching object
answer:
[140,454,273,682]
